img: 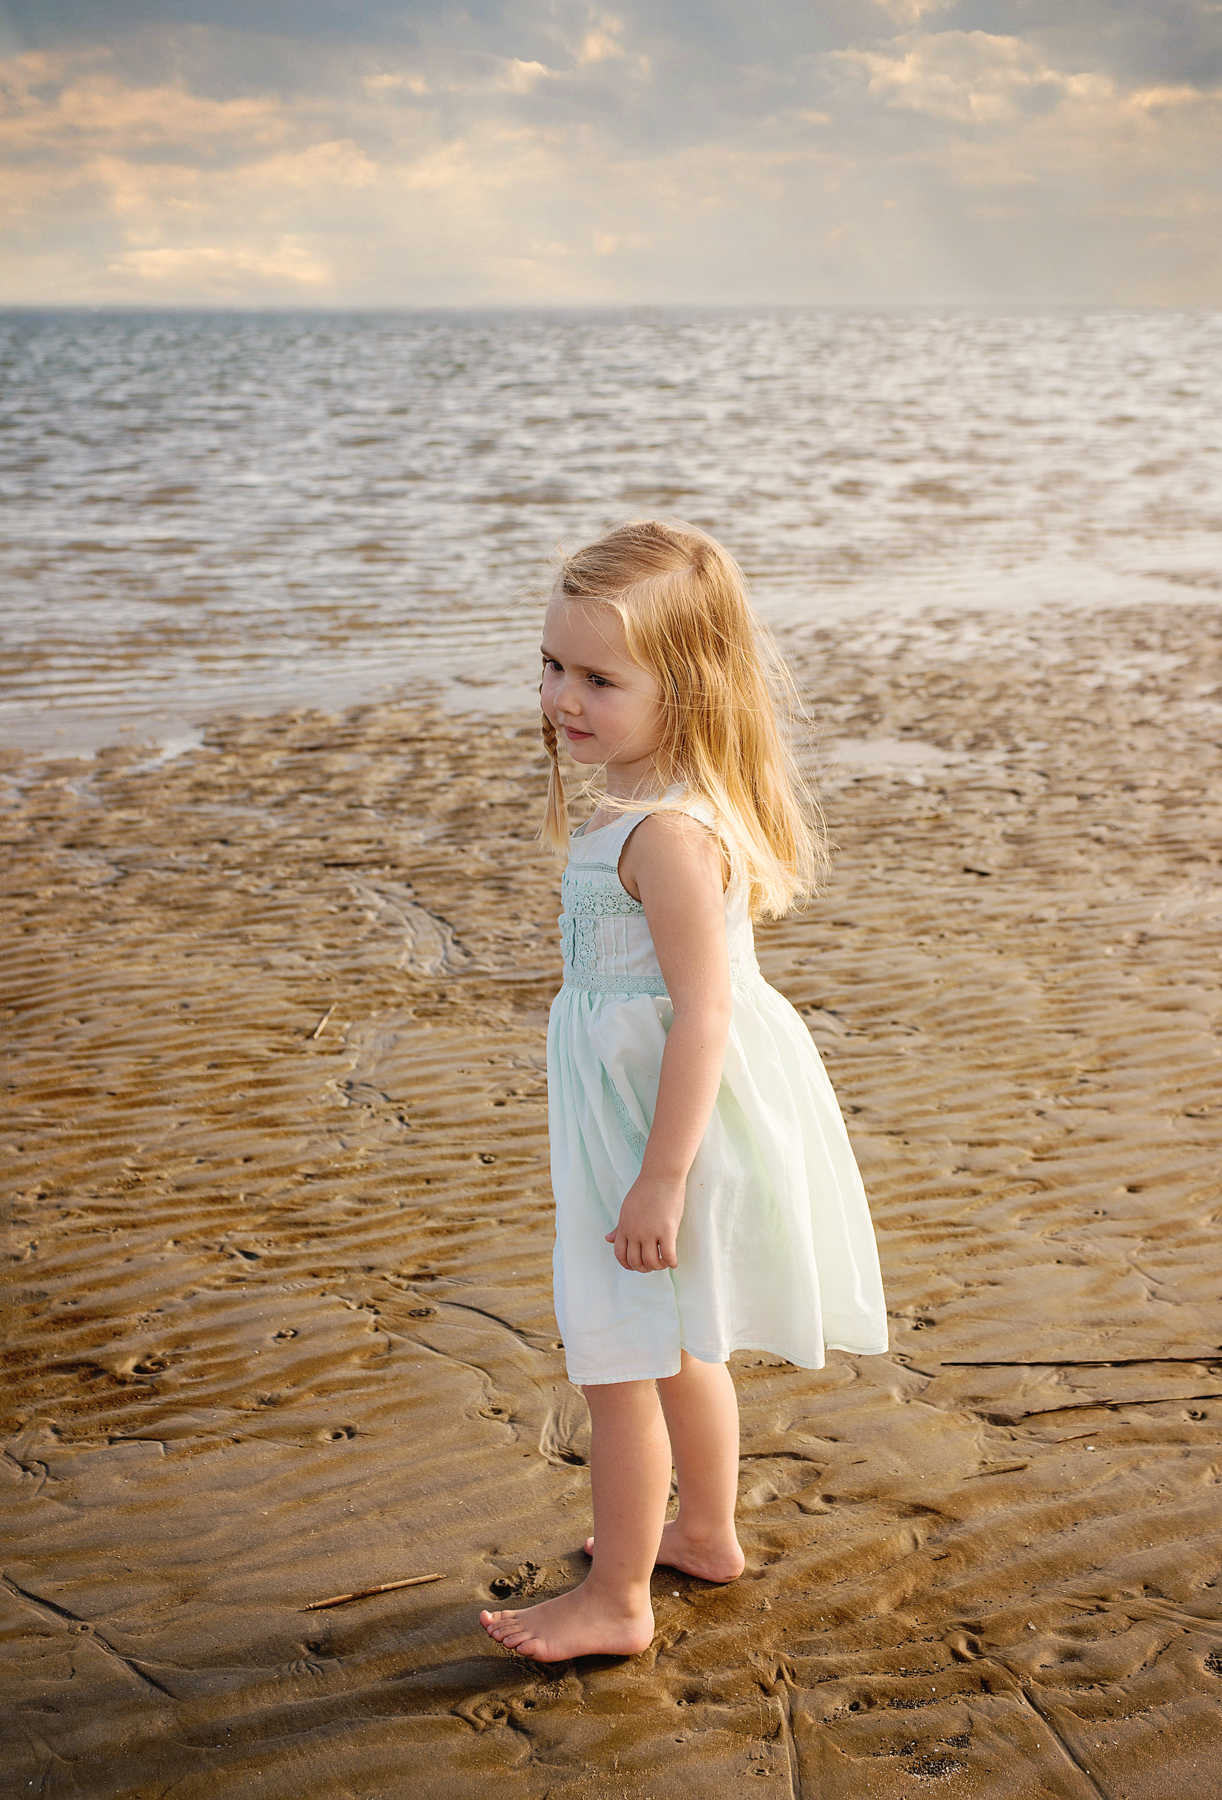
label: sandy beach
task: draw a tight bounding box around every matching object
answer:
[3,599,1220,1797]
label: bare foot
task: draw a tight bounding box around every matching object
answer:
[479,1579,655,1662]
[583,1518,745,1584]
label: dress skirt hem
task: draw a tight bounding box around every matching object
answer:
[564,1328,892,1387]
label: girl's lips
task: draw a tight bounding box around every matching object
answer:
[562,725,593,740]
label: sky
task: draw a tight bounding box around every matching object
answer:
[1,0,1219,308]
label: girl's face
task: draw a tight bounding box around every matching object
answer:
[541,594,666,794]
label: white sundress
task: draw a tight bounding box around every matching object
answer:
[547,800,888,1386]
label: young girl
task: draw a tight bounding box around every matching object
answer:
[479,520,887,1663]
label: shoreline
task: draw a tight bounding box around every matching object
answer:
[3,599,1220,1795]
[5,579,1220,767]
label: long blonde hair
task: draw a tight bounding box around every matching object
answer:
[539,519,827,918]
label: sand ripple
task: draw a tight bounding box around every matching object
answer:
[3,606,1220,1795]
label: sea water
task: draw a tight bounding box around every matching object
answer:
[1,307,1218,755]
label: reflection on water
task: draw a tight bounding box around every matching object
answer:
[1,307,1218,753]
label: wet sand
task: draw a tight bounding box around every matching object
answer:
[3,601,1220,1798]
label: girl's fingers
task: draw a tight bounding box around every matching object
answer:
[604,1228,678,1272]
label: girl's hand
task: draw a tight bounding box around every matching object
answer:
[604,811,731,1277]
[606,1174,686,1272]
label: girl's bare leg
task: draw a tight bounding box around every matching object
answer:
[585,1353,745,1583]
[479,1379,670,1661]
[656,1353,745,1579]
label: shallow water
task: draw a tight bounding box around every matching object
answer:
[1,306,1219,754]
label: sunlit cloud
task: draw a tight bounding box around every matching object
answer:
[0,51,290,156]
[108,239,332,292]
[827,30,1091,125]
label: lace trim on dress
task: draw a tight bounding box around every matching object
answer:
[564,971,669,997]
[558,833,764,999]
[561,964,763,999]
[560,862,646,987]
[606,1083,648,1161]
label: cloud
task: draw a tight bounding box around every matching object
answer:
[822,25,1222,174]
[577,20,628,65]
[984,0,1222,91]
[0,51,292,160]
[0,0,1218,306]
[108,238,331,291]
[826,30,1086,125]
[496,57,554,92]
[875,0,958,24]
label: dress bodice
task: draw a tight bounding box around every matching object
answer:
[559,802,761,998]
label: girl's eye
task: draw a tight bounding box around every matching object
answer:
[588,674,610,688]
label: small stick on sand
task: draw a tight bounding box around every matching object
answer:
[310,1003,337,1040]
[301,1573,443,1610]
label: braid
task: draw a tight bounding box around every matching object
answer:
[540,708,568,850]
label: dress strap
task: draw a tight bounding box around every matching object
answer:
[570,807,651,868]
[572,792,726,869]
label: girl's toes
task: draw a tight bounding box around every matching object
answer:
[583,1536,594,1557]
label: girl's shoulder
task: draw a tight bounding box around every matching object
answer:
[619,795,732,898]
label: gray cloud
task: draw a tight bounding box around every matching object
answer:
[1,2,440,45]
[945,0,1222,87]
[10,0,1219,77]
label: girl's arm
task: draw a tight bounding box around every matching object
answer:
[609,812,732,1273]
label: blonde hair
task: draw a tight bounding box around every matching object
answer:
[539,519,827,918]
